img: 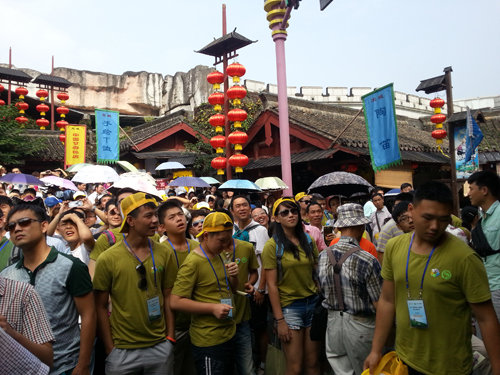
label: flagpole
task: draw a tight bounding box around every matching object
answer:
[444,67,459,216]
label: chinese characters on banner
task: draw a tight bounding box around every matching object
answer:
[65,125,87,167]
[362,83,402,171]
[95,109,120,163]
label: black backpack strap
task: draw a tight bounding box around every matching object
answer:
[325,246,361,312]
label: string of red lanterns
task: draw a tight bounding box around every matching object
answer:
[0,84,5,106]
[56,92,69,131]
[430,98,447,150]
[35,89,50,130]
[14,87,29,126]
[207,70,226,175]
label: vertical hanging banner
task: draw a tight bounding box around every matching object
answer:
[95,109,120,163]
[362,83,402,171]
[65,125,87,167]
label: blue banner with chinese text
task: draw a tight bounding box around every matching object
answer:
[95,109,120,164]
[362,84,401,171]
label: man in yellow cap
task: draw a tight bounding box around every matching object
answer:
[93,193,177,375]
[170,211,240,375]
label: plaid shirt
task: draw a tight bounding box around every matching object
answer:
[0,276,54,345]
[318,236,382,316]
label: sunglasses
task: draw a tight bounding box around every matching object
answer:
[300,199,311,205]
[278,208,299,218]
[136,264,147,290]
[192,219,204,227]
[7,217,43,232]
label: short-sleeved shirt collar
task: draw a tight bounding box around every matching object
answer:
[15,246,59,269]
[484,200,500,219]
[337,236,360,248]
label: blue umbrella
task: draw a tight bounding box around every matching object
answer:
[385,188,401,197]
[168,176,210,188]
[218,179,262,192]
[0,173,45,186]
[199,176,221,185]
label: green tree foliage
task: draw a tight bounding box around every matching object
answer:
[184,96,263,175]
[0,103,47,164]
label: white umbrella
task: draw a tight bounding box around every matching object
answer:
[110,179,163,198]
[120,172,156,185]
[72,165,121,184]
[40,176,78,191]
[155,162,185,171]
[255,177,289,191]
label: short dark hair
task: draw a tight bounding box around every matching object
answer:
[128,201,158,219]
[105,198,118,212]
[115,188,137,201]
[229,195,251,211]
[59,208,86,222]
[372,186,384,196]
[10,189,21,195]
[6,205,48,223]
[306,201,322,214]
[310,193,325,201]
[400,183,412,190]
[413,181,453,208]
[158,199,183,224]
[0,196,13,207]
[23,188,37,197]
[372,193,383,201]
[392,201,411,222]
[97,194,113,205]
[468,171,500,198]
[394,192,414,203]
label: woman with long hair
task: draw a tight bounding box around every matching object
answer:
[262,198,320,375]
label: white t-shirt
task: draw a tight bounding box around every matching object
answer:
[70,243,92,265]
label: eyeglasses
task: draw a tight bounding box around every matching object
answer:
[277,208,299,218]
[192,219,204,227]
[299,199,311,205]
[7,218,43,232]
[399,215,412,223]
[136,264,147,290]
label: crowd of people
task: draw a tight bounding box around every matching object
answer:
[0,166,500,375]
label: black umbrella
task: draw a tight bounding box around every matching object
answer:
[307,172,373,197]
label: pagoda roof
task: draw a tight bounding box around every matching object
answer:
[196,29,256,57]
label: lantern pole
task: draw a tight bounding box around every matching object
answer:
[267,1,293,196]
[7,48,12,105]
[50,56,55,131]
[222,5,233,180]
[444,67,459,216]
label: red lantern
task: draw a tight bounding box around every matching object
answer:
[57,92,69,102]
[56,120,68,131]
[210,135,226,154]
[430,98,445,108]
[411,162,418,170]
[226,63,246,83]
[229,154,249,173]
[209,114,225,132]
[15,87,28,99]
[228,131,249,151]
[431,129,447,140]
[208,92,225,112]
[0,100,5,106]
[228,108,247,128]
[36,89,49,100]
[15,102,29,114]
[36,103,50,116]
[211,156,227,175]
[207,71,224,91]
[430,113,446,124]
[59,133,66,144]
[227,86,247,105]
[57,106,69,118]
[15,116,28,125]
[0,84,4,92]
[36,118,49,130]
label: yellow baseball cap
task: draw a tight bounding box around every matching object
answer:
[119,192,158,233]
[294,192,307,202]
[272,197,297,216]
[196,211,233,238]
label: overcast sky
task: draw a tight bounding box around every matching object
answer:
[2,0,498,100]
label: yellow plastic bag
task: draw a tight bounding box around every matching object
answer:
[361,351,408,375]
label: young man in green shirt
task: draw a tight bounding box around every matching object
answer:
[158,199,199,375]
[364,181,500,375]
[93,193,177,375]
[170,211,239,375]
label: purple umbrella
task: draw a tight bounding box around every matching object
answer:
[40,176,78,191]
[0,173,45,186]
[168,176,210,188]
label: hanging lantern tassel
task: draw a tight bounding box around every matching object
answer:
[211,157,227,176]
[229,153,249,174]
[208,92,225,112]
[210,135,226,154]
[228,108,247,128]
[228,131,249,151]
[227,86,247,106]
[15,87,28,100]
[226,63,246,84]
[209,113,225,133]
[207,71,225,91]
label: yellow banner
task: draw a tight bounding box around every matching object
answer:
[173,170,193,178]
[65,125,87,167]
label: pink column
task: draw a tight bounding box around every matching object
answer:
[271,8,293,196]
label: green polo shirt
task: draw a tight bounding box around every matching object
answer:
[480,200,500,290]
[0,237,14,272]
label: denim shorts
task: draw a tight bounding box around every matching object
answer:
[281,294,319,330]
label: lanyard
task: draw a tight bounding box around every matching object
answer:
[199,244,230,297]
[406,233,437,300]
[168,239,190,269]
[123,235,157,290]
[0,240,10,254]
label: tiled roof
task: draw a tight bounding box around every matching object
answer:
[32,74,72,89]
[25,130,65,161]
[246,149,337,170]
[0,66,32,83]
[196,30,255,57]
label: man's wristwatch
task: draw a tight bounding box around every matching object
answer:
[90,207,96,213]
[257,289,266,294]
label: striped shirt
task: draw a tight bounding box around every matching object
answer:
[318,236,382,316]
[376,219,403,253]
[0,276,54,345]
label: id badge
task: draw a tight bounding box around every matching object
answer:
[407,300,428,328]
[147,296,162,322]
[220,298,233,319]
